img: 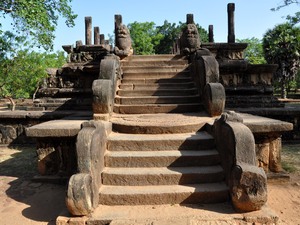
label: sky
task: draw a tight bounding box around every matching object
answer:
[3,0,300,52]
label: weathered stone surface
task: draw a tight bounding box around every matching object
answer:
[269,137,282,172]
[99,183,228,205]
[202,43,247,60]
[180,14,201,55]
[93,57,120,116]
[92,79,112,114]
[203,83,225,117]
[255,142,270,171]
[0,124,17,144]
[231,164,267,212]
[66,173,93,215]
[26,119,86,137]
[66,120,112,216]
[213,111,267,212]
[114,15,133,58]
[241,113,293,133]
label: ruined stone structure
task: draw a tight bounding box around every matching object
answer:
[23,3,294,224]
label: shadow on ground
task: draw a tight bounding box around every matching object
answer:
[0,146,67,225]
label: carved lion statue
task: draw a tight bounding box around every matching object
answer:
[114,24,133,58]
[180,23,201,55]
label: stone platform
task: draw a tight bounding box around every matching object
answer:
[25,111,292,177]
[57,203,279,225]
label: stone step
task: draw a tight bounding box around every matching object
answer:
[122,71,190,79]
[107,131,215,151]
[34,98,92,104]
[114,95,200,105]
[98,183,229,205]
[37,87,92,97]
[119,82,195,90]
[121,77,193,84]
[102,166,225,186]
[105,150,220,167]
[87,204,276,225]
[117,88,198,97]
[113,103,203,114]
[121,54,186,61]
[121,59,188,67]
[122,66,189,73]
[110,112,213,134]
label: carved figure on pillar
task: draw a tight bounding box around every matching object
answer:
[114,16,133,58]
[180,14,201,55]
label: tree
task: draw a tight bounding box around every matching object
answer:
[128,21,163,55]
[263,23,300,98]
[155,20,180,54]
[0,50,66,110]
[271,0,300,24]
[237,37,266,64]
[128,20,208,55]
[0,0,77,52]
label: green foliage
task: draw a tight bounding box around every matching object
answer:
[0,50,66,99]
[128,20,208,55]
[237,38,266,64]
[271,0,300,25]
[263,23,300,98]
[0,0,77,51]
[128,22,163,55]
[155,21,180,54]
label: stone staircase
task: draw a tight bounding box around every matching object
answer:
[113,55,203,114]
[96,55,229,211]
[99,130,228,206]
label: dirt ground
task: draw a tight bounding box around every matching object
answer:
[0,145,299,225]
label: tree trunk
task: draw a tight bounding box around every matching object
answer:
[7,97,16,111]
[281,79,287,99]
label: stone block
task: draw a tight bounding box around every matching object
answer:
[255,143,269,172]
[69,216,88,225]
[56,216,70,225]
[269,137,282,172]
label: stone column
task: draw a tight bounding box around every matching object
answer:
[186,14,194,24]
[269,137,282,172]
[115,14,122,46]
[100,34,105,45]
[227,3,235,43]
[94,27,100,45]
[208,25,214,42]
[85,17,92,45]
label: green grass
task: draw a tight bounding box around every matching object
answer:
[282,143,300,173]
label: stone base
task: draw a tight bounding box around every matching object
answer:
[56,204,279,225]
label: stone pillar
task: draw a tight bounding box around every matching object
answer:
[186,14,194,24]
[227,3,235,43]
[100,34,105,45]
[208,25,214,42]
[115,14,122,46]
[269,137,282,172]
[94,27,100,45]
[255,142,270,172]
[85,17,92,45]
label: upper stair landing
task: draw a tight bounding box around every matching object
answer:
[114,54,203,114]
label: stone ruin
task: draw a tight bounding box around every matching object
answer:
[24,3,294,224]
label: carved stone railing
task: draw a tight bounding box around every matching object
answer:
[179,14,226,117]
[212,111,267,212]
[188,50,225,117]
[66,120,112,215]
[92,55,121,120]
